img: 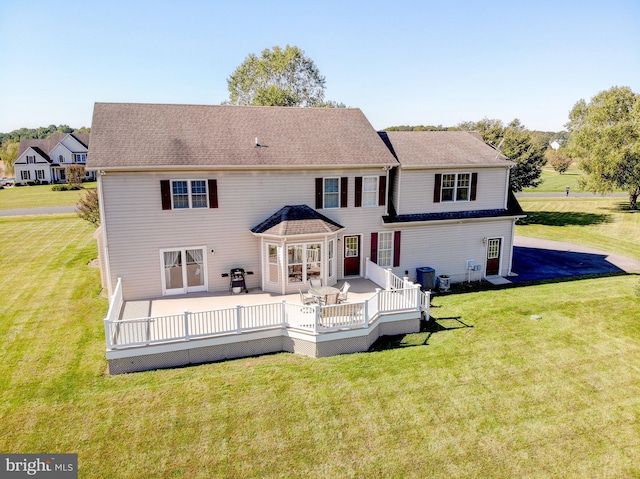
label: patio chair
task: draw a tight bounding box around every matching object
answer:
[324,292,339,305]
[338,282,351,302]
[309,278,322,288]
[299,289,315,305]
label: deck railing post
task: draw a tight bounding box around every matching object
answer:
[184,311,190,341]
[363,301,369,328]
[314,305,320,334]
[281,300,287,328]
[236,305,243,334]
[385,268,392,290]
[146,317,151,345]
[104,320,112,350]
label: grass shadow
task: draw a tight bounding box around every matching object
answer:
[368,316,473,352]
[517,211,612,226]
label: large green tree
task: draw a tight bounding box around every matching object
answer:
[457,118,546,192]
[226,45,328,107]
[565,86,640,209]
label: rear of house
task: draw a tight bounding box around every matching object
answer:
[88,103,524,304]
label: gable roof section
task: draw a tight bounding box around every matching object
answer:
[251,205,344,236]
[381,131,513,168]
[88,103,399,170]
[17,133,89,157]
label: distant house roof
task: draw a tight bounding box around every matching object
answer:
[17,133,90,157]
[379,131,513,167]
[88,103,399,170]
[251,205,344,236]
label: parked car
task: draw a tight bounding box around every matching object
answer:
[1,178,15,187]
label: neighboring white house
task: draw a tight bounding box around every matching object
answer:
[550,140,562,150]
[13,133,93,184]
[87,103,525,303]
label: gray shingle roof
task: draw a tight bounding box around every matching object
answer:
[88,103,399,170]
[251,205,344,236]
[17,133,90,157]
[380,131,513,167]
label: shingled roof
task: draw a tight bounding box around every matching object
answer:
[379,131,513,167]
[17,133,90,157]
[251,205,344,236]
[88,103,399,170]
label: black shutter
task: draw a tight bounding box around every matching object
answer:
[341,177,348,208]
[208,179,218,208]
[433,174,442,203]
[470,173,478,201]
[393,231,401,267]
[370,232,378,264]
[379,176,386,207]
[315,178,323,209]
[160,180,171,210]
[355,177,362,207]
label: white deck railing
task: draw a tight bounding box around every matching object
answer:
[364,258,406,290]
[104,285,423,350]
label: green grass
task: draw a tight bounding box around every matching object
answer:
[2,206,640,477]
[523,167,582,193]
[517,197,640,260]
[0,182,96,209]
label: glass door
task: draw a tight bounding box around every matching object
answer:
[162,247,206,295]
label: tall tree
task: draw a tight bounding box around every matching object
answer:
[565,86,640,209]
[226,45,327,107]
[457,118,546,192]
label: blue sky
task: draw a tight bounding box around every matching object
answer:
[1,0,638,133]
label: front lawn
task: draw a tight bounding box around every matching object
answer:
[0,182,96,209]
[517,197,640,260]
[1,214,640,478]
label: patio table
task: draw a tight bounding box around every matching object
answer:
[309,286,341,305]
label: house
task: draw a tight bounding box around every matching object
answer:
[87,103,524,372]
[13,133,94,184]
[89,103,524,301]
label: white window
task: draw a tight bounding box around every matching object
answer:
[362,176,378,207]
[26,156,36,164]
[287,243,322,284]
[323,178,340,209]
[59,155,65,163]
[267,244,279,284]
[441,173,471,202]
[21,170,31,180]
[36,170,45,180]
[74,153,86,163]
[377,232,393,268]
[171,180,208,209]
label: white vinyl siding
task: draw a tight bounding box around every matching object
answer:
[101,168,387,300]
[395,167,510,215]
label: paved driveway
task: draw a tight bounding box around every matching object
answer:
[511,236,640,283]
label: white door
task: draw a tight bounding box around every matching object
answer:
[161,247,206,295]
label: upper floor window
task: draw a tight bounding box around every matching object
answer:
[315,177,347,209]
[161,179,218,210]
[26,155,36,164]
[434,172,477,203]
[362,176,379,207]
[355,175,386,208]
[323,178,340,208]
[74,154,86,163]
